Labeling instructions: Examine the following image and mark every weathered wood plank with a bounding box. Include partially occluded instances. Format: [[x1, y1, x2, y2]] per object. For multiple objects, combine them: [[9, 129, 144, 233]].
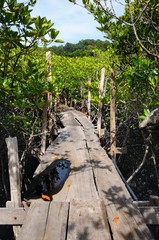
[[5, 136, 22, 237], [87, 151, 152, 238], [50, 125, 98, 202], [43, 202, 69, 240], [5, 137, 21, 207], [133, 201, 150, 207], [22, 110, 152, 240], [34, 128, 71, 176], [60, 110, 80, 126], [0, 208, 26, 225], [17, 202, 49, 240], [82, 123, 153, 239], [67, 200, 112, 240], [137, 206, 159, 225], [105, 200, 152, 240], [73, 110, 93, 129]]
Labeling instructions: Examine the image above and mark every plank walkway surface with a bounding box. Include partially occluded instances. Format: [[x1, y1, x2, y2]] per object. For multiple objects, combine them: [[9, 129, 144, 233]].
[[18, 109, 153, 240]]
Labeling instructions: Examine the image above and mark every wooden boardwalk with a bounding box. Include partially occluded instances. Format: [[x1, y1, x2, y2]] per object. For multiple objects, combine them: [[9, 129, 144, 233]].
[[2, 109, 154, 239]]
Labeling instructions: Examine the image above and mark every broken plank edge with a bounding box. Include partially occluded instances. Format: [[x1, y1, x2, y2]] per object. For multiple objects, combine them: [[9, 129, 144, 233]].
[[0, 208, 26, 225]]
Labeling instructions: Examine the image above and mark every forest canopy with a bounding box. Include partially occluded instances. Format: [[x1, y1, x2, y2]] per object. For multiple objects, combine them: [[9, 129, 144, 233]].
[[49, 39, 110, 57]]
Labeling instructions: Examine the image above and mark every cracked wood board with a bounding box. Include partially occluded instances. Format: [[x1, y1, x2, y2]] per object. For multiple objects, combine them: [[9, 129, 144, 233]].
[[67, 200, 112, 240]]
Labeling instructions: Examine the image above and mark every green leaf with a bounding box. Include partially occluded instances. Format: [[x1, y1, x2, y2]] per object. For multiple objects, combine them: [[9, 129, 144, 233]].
[[0, 0, 5, 10], [50, 29, 59, 39], [54, 39, 64, 43], [82, 0, 89, 5], [29, 0, 36, 6]]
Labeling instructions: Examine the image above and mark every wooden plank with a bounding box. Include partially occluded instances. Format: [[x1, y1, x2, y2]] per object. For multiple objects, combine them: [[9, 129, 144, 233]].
[[27, 115, 98, 201], [23, 110, 152, 239], [105, 200, 152, 240], [67, 200, 112, 240], [73, 110, 93, 128], [43, 202, 69, 240], [89, 147, 152, 239], [5, 137, 21, 207], [5, 137, 22, 237], [0, 208, 26, 225], [133, 201, 150, 207], [92, 161, 152, 239], [82, 126, 152, 239], [17, 202, 49, 240], [56, 111, 151, 238], [34, 128, 71, 176], [34, 110, 91, 177], [61, 110, 80, 126], [50, 125, 98, 202], [137, 206, 159, 225]]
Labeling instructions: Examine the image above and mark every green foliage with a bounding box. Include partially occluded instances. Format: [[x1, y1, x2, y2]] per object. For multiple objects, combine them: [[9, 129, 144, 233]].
[[0, 0, 158, 157], [50, 49, 109, 106], [68, 0, 159, 116], [0, 0, 59, 139], [72, 0, 159, 59], [139, 109, 151, 121], [49, 39, 110, 57]]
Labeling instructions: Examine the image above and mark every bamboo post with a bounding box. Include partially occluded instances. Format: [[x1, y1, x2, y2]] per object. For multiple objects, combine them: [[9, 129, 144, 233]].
[[5, 136, 21, 238], [87, 77, 91, 119], [97, 67, 106, 137], [110, 69, 116, 160]]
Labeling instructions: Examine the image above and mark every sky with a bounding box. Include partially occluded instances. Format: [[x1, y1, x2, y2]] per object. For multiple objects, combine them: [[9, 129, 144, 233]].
[[31, 0, 124, 46]]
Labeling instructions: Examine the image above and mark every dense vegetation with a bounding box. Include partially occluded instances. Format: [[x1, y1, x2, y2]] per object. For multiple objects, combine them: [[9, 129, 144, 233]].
[[0, 0, 159, 215], [49, 39, 110, 57]]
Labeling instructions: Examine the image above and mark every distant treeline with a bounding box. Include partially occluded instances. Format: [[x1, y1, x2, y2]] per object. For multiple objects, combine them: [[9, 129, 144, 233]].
[[48, 39, 110, 57]]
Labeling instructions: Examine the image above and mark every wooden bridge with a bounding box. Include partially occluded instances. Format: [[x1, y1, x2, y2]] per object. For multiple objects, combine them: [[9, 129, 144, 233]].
[[0, 109, 156, 239]]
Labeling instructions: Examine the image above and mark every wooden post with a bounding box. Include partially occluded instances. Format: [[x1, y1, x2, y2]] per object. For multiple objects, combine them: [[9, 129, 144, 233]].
[[41, 100, 48, 158], [5, 137, 21, 207], [87, 77, 91, 120], [46, 51, 52, 109], [64, 97, 67, 106], [97, 67, 106, 137], [149, 195, 159, 206], [40, 51, 52, 158], [5, 136, 21, 238], [81, 83, 85, 113], [149, 195, 159, 238], [110, 69, 116, 160]]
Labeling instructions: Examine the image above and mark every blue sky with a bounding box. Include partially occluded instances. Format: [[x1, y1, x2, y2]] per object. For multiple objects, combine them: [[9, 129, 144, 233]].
[[31, 0, 124, 45]]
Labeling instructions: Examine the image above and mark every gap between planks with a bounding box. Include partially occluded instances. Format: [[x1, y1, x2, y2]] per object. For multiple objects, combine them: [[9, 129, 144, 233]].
[[17, 200, 113, 240]]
